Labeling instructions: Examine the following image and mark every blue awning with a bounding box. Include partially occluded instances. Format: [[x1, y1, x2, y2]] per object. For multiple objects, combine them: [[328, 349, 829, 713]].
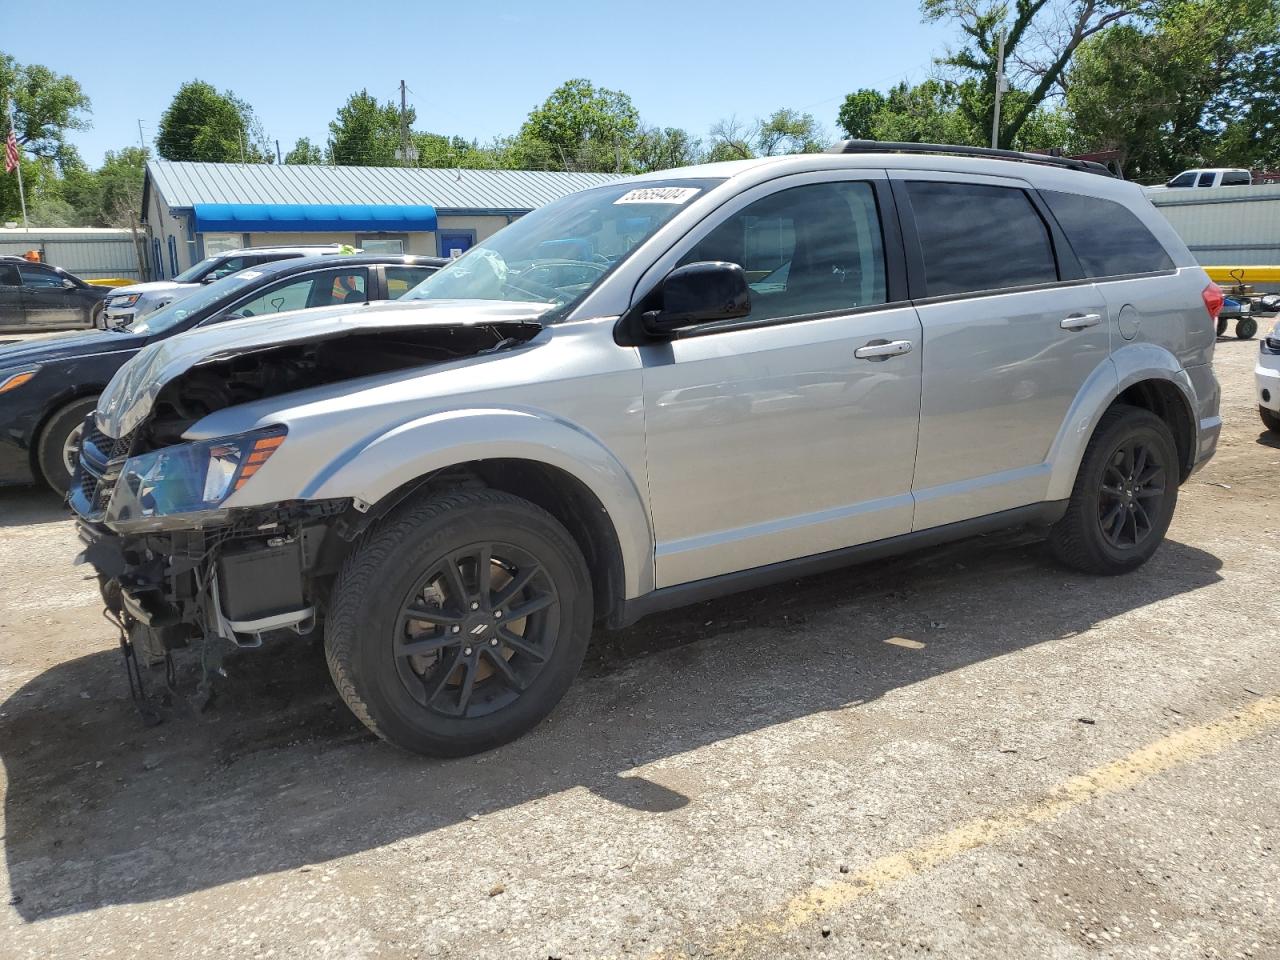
[[191, 203, 438, 233]]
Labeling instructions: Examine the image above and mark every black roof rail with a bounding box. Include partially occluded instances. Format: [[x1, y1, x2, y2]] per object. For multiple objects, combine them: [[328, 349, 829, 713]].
[[827, 139, 1115, 177]]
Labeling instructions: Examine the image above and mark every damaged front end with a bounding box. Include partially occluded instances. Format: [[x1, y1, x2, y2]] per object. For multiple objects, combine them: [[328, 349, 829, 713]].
[[71, 302, 545, 716]]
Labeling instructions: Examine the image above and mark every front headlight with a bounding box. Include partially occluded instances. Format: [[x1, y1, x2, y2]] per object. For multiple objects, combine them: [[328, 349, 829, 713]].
[[106, 426, 287, 528], [0, 366, 39, 394], [110, 294, 141, 308]]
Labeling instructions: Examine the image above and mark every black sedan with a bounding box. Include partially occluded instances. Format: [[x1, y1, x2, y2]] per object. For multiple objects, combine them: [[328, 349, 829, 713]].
[[0, 254, 443, 493], [0, 257, 114, 332]]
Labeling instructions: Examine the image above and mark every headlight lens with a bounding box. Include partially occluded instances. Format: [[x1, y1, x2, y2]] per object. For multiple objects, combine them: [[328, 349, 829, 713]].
[[0, 366, 39, 394], [111, 294, 141, 307], [106, 426, 286, 527]]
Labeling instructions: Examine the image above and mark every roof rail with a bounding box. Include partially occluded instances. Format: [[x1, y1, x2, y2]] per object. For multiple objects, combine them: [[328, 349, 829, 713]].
[[827, 139, 1115, 177]]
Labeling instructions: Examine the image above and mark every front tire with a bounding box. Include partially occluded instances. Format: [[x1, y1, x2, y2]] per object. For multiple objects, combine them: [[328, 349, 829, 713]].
[[1261, 406, 1280, 433], [36, 397, 98, 496], [1049, 404, 1179, 575], [325, 489, 593, 757]]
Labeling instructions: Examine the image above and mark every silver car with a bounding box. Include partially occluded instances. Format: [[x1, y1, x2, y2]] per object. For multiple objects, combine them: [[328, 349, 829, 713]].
[[73, 144, 1222, 756]]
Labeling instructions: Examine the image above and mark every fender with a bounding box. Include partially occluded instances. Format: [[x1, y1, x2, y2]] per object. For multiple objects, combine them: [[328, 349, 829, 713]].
[[305, 407, 657, 598], [1044, 343, 1199, 501]]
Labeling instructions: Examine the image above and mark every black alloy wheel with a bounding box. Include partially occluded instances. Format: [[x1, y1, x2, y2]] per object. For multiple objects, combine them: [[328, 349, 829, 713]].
[[393, 542, 561, 718], [1096, 439, 1166, 550]]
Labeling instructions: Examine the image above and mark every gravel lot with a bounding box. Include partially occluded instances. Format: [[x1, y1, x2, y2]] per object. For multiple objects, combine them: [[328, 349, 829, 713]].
[[1, 329, 1278, 959]]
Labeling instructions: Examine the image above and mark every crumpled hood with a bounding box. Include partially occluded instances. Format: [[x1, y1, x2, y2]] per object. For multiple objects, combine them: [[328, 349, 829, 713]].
[[95, 298, 552, 437]]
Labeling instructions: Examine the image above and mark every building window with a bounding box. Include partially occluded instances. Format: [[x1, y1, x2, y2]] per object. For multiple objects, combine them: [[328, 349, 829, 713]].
[[356, 233, 408, 255], [203, 233, 246, 255]]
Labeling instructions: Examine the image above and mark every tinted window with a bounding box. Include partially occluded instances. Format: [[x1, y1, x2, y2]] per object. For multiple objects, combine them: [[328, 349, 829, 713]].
[[386, 264, 438, 298], [1041, 190, 1174, 278], [680, 180, 888, 322], [1196, 172, 1215, 187], [1222, 171, 1251, 186], [1167, 172, 1195, 187], [905, 181, 1057, 297], [18, 265, 64, 289], [221, 268, 368, 320], [0, 264, 19, 286]]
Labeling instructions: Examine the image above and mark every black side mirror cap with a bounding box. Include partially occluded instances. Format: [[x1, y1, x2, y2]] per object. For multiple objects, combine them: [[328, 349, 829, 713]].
[[641, 261, 751, 338]]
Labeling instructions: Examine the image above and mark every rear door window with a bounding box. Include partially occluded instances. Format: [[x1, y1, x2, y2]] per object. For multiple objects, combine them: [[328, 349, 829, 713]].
[[1196, 172, 1216, 187], [903, 181, 1058, 298], [1040, 190, 1174, 278], [385, 264, 439, 298], [1222, 171, 1251, 186], [0, 264, 21, 285]]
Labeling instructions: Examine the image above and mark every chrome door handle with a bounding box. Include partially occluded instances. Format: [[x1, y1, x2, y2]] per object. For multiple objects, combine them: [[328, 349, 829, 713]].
[[1060, 313, 1102, 330], [854, 339, 914, 360]]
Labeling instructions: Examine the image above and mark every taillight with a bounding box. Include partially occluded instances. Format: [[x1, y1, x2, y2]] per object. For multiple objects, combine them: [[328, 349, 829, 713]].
[[1202, 282, 1225, 323]]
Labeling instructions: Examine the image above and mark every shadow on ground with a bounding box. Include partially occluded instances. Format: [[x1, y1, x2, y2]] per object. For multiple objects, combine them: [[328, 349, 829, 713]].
[[0, 485, 68, 528], [1, 515, 1222, 921]]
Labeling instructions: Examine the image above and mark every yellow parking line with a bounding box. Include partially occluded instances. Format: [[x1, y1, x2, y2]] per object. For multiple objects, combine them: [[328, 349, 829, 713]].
[[658, 694, 1280, 959]]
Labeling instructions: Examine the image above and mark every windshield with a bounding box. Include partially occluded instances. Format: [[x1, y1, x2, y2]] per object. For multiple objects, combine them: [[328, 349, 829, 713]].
[[172, 256, 222, 283], [401, 179, 723, 316], [127, 269, 268, 335]]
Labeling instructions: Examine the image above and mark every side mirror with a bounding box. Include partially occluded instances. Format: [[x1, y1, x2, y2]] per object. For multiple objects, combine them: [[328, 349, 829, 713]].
[[61, 278, 77, 289], [642, 261, 751, 337], [200, 274, 219, 284]]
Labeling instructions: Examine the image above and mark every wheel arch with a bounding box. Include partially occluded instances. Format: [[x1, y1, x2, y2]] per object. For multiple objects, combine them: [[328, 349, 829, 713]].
[[1046, 348, 1199, 501], [301, 408, 656, 603]]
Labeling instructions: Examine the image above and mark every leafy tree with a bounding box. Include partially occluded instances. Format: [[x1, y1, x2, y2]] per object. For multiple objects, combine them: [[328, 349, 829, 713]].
[[866, 80, 978, 144], [284, 136, 326, 164], [922, 0, 1139, 148], [0, 53, 91, 220], [631, 126, 701, 172], [329, 90, 405, 166], [756, 109, 826, 155], [514, 79, 640, 171], [157, 80, 270, 163], [28, 195, 78, 227], [837, 89, 887, 139], [1068, 0, 1280, 179], [706, 110, 826, 161]]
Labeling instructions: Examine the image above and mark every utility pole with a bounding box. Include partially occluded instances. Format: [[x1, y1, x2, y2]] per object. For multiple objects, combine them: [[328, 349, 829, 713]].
[[398, 79, 412, 167], [276, 139, 282, 164], [137, 119, 147, 152], [991, 29, 1007, 149], [238, 124, 246, 164]]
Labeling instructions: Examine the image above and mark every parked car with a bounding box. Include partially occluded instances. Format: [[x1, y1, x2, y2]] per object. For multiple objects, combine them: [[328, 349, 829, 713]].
[[1164, 168, 1253, 188], [0, 255, 442, 493], [0, 256, 114, 332], [1255, 327, 1280, 433], [72, 144, 1220, 758], [100, 244, 357, 328]]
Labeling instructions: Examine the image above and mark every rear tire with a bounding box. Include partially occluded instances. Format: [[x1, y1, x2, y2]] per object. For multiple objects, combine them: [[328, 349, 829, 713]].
[[325, 489, 592, 757], [90, 302, 106, 330], [36, 397, 98, 496], [1049, 404, 1179, 575], [1261, 406, 1280, 433]]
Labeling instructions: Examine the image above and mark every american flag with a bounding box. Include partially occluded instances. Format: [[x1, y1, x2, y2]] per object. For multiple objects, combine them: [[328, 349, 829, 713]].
[[3, 125, 17, 174]]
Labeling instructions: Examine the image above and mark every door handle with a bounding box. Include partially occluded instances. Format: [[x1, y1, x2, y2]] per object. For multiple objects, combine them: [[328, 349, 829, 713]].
[[1060, 313, 1102, 330], [854, 339, 914, 360]]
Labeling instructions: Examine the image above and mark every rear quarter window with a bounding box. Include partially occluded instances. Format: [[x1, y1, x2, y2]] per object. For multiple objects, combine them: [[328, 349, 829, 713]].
[[1040, 190, 1174, 279]]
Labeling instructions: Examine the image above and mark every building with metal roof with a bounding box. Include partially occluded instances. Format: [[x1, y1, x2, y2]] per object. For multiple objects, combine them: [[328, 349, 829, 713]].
[[142, 161, 624, 278]]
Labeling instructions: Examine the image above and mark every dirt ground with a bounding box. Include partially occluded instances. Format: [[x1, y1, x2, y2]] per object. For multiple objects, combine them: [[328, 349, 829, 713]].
[[1, 328, 1278, 959]]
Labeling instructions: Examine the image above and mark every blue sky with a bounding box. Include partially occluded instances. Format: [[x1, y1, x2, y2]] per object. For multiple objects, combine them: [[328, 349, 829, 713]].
[[5, 0, 954, 167]]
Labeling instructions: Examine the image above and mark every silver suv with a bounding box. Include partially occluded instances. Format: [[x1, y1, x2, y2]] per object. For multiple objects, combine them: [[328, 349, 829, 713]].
[[73, 143, 1222, 756]]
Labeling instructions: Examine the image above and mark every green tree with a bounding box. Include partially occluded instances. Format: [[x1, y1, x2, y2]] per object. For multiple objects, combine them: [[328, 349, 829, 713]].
[[157, 80, 270, 162], [1068, 0, 1280, 179], [328, 90, 405, 166], [836, 89, 887, 139], [514, 79, 640, 171], [922, 0, 1138, 148], [756, 109, 826, 155], [866, 80, 977, 144], [284, 136, 326, 164], [0, 53, 91, 220], [631, 126, 701, 171]]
